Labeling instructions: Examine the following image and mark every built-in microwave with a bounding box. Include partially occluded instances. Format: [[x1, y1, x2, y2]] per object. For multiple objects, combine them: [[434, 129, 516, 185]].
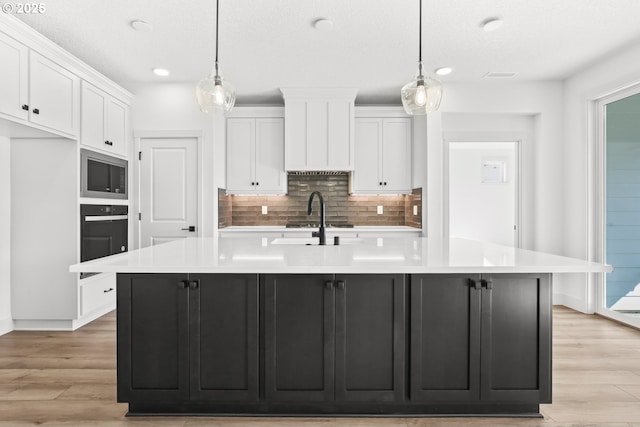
[[80, 149, 127, 199]]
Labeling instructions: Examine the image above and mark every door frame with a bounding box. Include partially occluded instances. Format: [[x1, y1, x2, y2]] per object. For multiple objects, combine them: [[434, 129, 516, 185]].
[[592, 83, 640, 327], [132, 130, 203, 250], [443, 132, 524, 248]]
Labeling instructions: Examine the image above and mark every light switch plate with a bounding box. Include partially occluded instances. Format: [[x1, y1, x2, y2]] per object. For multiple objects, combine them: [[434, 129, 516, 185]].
[[262, 205, 268, 215], [377, 205, 383, 215], [413, 205, 418, 216]]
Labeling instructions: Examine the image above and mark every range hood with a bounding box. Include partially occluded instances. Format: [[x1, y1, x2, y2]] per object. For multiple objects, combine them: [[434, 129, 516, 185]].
[[281, 88, 358, 172]]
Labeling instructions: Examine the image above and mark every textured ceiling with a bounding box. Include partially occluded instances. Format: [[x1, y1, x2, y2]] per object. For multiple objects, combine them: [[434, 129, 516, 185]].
[[14, 0, 640, 104]]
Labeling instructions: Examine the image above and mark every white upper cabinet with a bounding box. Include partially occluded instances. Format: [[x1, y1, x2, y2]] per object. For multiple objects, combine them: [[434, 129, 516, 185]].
[[227, 115, 286, 194], [352, 114, 412, 194], [0, 32, 28, 121], [29, 51, 80, 137], [0, 32, 79, 137], [281, 88, 357, 171], [81, 81, 129, 156]]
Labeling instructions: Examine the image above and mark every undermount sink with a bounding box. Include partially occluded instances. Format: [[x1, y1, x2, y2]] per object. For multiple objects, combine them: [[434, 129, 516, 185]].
[[270, 237, 365, 246]]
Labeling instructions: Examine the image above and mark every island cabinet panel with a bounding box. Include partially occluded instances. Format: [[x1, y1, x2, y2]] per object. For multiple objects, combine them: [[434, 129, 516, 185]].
[[263, 273, 406, 403], [117, 273, 259, 403], [263, 274, 335, 401], [410, 273, 551, 404]]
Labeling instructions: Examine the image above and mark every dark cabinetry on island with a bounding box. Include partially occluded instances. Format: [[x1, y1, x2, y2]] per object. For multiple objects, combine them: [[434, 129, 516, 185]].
[[116, 272, 551, 416]]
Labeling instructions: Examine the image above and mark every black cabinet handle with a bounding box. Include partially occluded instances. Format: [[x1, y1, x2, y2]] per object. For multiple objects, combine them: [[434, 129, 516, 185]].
[[251, 182, 255, 186], [22, 104, 29, 111], [325, 280, 333, 289], [33, 108, 39, 115], [336, 280, 345, 290], [104, 140, 113, 146], [178, 280, 189, 289], [103, 288, 114, 293], [189, 280, 199, 290], [256, 182, 259, 186], [483, 279, 493, 290], [383, 182, 387, 186], [379, 182, 383, 186], [469, 278, 481, 290]]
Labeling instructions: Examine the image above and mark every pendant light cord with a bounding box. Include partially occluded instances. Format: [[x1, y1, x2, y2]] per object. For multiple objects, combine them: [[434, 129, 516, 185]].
[[215, 0, 220, 73], [418, 0, 422, 64]]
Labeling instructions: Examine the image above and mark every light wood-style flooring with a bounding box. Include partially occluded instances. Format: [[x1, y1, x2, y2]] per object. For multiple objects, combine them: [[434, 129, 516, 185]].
[[1, 306, 640, 427]]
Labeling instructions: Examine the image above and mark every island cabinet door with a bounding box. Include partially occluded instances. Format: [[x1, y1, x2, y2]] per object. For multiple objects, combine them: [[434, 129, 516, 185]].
[[410, 274, 482, 402], [479, 273, 552, 403], [117, 273, 190, 402], [264, 274, 336, 401], [334, 274, 406, 402], [189, 274, 259, 401]]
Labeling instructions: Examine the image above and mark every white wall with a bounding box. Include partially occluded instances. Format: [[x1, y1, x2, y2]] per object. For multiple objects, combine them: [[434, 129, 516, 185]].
[[427, 82, 565, 257], [562, 42, 640, 313], [0, 136, 12, 335], [130, 83, 222, 239]]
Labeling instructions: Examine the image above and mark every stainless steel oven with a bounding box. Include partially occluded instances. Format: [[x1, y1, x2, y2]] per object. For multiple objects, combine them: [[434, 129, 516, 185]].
[[80, 204, 128, 278], [81, 149, 127, 199]]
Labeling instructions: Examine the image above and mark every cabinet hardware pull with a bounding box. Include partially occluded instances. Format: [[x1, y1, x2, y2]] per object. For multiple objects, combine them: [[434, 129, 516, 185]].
[[189, 280, 199, 290], [256, 182, 259, 186], [469, 278, 481, 290], [251, 182, 255, 186], [21, 104, 29, 111], [103, 288, 114, 293], [483, 279, 493, 290], [178, 280, 189, 289], [336, 280, 345, 290], [33, 108, 39, 115], [324, 280, 333, 289], [104, 140, 113, 146], [379, 182, 383, 186], [384, 182, 387, 186]]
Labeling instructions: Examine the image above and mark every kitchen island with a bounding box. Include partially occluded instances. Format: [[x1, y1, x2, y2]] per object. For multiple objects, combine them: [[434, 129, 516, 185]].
[[70, 237, 611, 417]]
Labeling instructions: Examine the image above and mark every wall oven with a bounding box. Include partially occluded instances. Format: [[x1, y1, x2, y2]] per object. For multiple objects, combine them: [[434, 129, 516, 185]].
[[81, 149, 127, 199], [80, 204, 128, 278]]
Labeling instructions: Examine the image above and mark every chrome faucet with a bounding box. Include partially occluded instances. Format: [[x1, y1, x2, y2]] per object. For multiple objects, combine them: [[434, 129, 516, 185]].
[[307, 191, 326, 245]]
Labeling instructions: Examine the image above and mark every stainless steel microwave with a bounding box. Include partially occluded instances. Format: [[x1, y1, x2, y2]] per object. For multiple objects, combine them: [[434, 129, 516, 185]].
[[80, 149, 128, 199]]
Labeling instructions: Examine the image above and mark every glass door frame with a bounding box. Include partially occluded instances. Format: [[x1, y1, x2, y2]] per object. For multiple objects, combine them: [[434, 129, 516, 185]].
[[593, 83, 640, 328]]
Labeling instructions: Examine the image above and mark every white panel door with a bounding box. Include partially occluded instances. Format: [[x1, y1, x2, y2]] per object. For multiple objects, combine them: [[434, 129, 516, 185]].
[[382, 118, 412, 192], [140, 138, 198, 247], [448, 142, 518, 247], [255, 118, 285, 192], [0, 32, 28, 121], [29, 51, 79, 136]]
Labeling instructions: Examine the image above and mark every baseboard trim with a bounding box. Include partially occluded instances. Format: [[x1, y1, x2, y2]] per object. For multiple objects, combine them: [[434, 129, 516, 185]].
[[554, 292, 589, 313], [13, 303, 114, 331], [0, 316, 14, 336]]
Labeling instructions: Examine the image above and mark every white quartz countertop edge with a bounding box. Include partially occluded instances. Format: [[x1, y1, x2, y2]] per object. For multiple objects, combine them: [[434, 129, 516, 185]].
[[70, 237, 612, 275]]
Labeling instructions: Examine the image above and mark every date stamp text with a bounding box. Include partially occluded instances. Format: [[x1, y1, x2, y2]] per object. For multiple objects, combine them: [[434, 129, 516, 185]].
[[2, 3, 46, 14]]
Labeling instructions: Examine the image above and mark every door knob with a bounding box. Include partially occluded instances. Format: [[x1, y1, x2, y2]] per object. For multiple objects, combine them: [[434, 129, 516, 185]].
[[181, 226, 196, 232]]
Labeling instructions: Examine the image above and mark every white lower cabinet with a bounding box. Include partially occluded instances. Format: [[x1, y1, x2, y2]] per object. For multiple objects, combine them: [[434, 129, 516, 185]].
[[80, 273, 117, 317]]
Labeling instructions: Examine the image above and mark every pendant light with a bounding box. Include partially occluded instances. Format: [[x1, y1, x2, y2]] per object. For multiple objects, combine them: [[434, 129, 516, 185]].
[[401, 0, 442, 115], [196, 0, 236, 113]]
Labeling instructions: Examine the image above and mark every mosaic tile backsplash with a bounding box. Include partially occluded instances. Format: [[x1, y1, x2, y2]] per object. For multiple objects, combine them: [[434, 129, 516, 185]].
[[218, 174, 422, 228]]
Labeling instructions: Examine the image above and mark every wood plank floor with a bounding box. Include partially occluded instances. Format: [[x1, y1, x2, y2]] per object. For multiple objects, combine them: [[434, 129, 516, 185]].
[[1, 306, 640, 426]]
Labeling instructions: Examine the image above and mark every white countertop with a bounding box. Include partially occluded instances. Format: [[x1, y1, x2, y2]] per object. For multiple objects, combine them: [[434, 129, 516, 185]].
[[70, 237, 612, 274], [219, 225, 421, 232]]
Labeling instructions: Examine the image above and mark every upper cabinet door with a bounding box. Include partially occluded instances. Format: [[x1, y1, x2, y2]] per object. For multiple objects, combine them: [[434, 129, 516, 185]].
[[81, 81, 129, 156], [0, 32, 28, 121], [352, 118, 382, 192], [254, 118, 285, 193], [381, 118, 412, 192], [105, 96, 128, 156], [227, 118, 256, 193], [29, 51, 80, 137]]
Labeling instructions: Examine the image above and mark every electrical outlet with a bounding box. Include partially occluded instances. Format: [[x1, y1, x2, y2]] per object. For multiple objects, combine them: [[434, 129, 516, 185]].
[[377, 205, 383, 215], [261, 205, 268, 215], [413, 205, 418, 216]]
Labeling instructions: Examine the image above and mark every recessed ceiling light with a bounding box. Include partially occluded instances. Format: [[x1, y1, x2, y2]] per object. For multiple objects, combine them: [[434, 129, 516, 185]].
[[130, 20, 153, 32], [314, 18, 334, 31], [152, 68, 170, 77], [435, 67, 453, 76], [482, 17, 503, 32]]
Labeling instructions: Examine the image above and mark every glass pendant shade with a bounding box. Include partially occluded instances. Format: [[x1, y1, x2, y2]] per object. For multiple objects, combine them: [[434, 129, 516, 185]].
[[401, 73, 442, 115], [196, 71, 236, 113]]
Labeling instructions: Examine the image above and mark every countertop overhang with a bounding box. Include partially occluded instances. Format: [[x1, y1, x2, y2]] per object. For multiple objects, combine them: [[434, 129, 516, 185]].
[[70, 237, 612, 275]]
